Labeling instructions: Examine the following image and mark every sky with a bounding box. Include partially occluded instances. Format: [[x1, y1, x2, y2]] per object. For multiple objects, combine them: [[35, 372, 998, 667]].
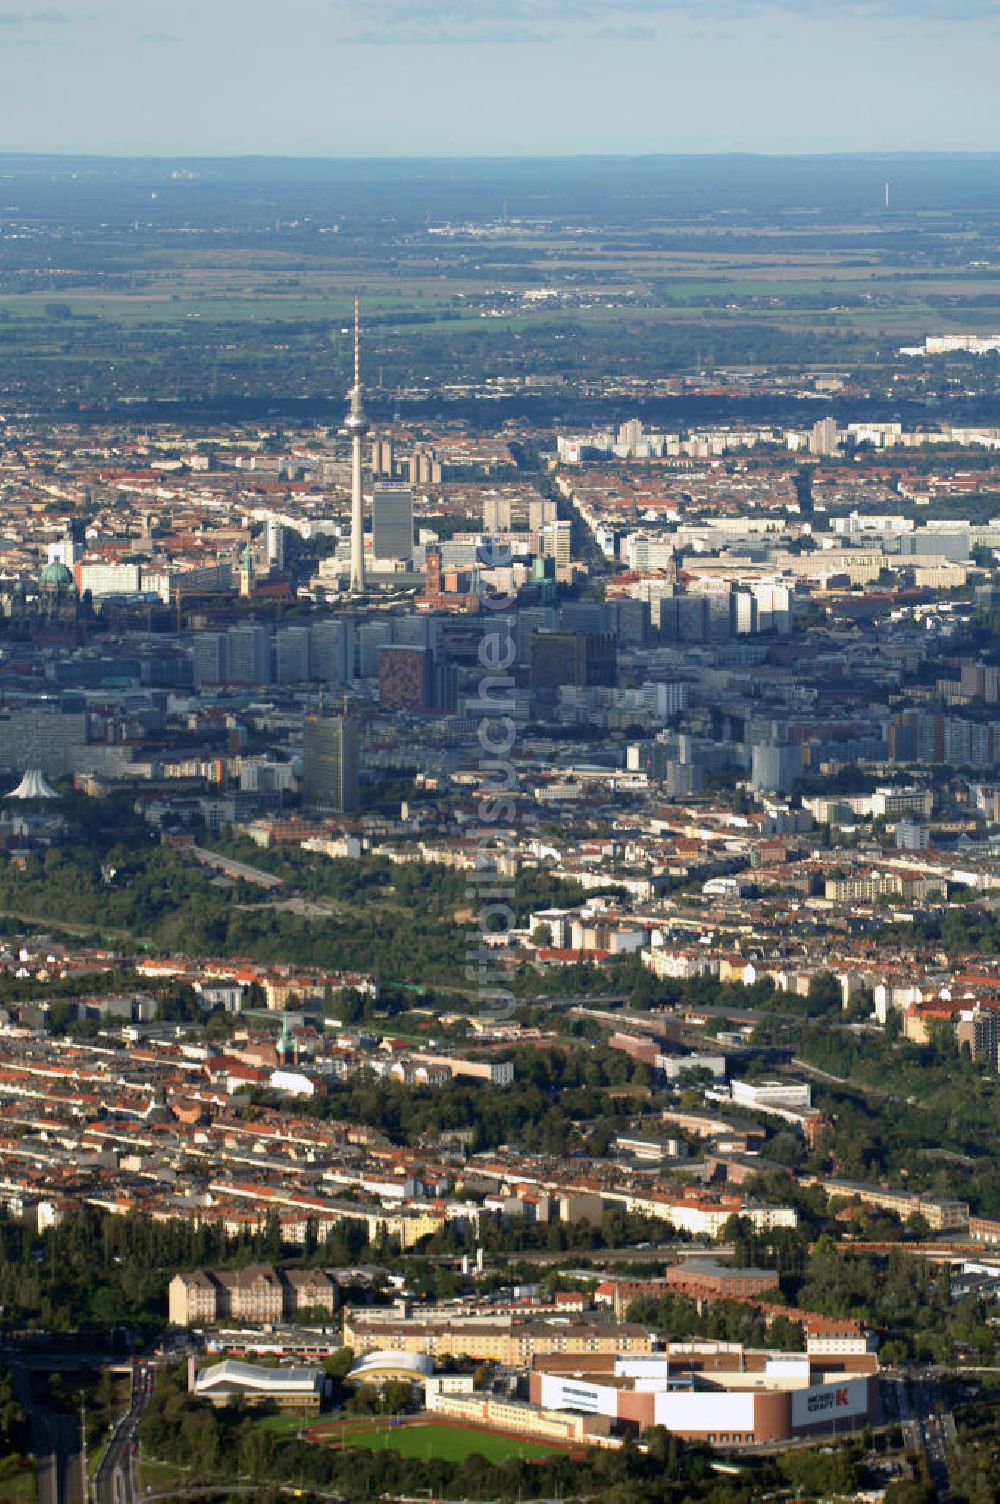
[[0, 0, 998, 157]]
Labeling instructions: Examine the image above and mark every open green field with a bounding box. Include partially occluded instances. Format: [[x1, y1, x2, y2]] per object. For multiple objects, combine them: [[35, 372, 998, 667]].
[[5, 155, 1000, 408], [3, 223, 1000, 409], [314, 1419, 566, 1463], [3, 262, 996, 334], [254, 1410, 310, 1437], [0, 286, 478, 324]]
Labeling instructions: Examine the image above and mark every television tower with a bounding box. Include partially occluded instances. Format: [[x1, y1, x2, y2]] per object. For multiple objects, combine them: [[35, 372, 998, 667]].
[[345, 295, 369, 594]]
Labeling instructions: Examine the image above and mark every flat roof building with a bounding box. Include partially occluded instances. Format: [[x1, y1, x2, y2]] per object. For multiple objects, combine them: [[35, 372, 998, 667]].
[[663, 1258, 780, 1301], [193, 1359, 327, 1408], [530, 1343, 880, 1448]]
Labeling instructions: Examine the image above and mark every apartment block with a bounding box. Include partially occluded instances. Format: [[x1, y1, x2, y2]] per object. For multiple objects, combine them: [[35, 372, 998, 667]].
[[168, 1263, 338, 1327]]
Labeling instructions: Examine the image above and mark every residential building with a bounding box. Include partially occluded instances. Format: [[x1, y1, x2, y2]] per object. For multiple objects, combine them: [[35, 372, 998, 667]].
[[168, 1264, 338, 1326]]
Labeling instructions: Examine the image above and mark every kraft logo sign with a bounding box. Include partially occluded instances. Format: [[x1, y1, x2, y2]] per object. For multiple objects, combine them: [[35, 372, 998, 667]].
[[804, 1384, 855, 1415]]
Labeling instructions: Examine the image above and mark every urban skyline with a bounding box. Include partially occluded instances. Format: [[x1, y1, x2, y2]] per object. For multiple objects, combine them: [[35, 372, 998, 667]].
[[2, 74, 1000, 1504]]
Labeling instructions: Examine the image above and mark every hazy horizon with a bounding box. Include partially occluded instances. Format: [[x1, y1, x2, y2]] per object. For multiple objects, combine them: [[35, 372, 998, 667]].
[[0, 1, 996, 158], [1, 149, 999, 163]]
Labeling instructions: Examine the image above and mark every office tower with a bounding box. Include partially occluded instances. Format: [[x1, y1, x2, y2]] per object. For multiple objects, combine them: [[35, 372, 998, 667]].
[[657, 596, 704, 643], [641, 585, 673, 636], [542, 520, 572, 568], [731, 588, 756, 637], [357, 620, 394, 677], [432, 660, 458, 713], [238, 540, 255, 599], [302, 713, 359, 812], [515, 607, 558, 663], [372, 483, 414, 562], [226, 624, 271, 684], [265, 517, 286, 572], [345, 296, 370, 593], [561, 602, 609, 635], [310, 618, 354, 686], [275, 625, 311, 683], [378, 644, 433, 711], [707, 593, 733, 642], [642, 682, 691, 719], [660, 593, 728, 644], [393, 615, 435, 650], [752, 581, 792, 635], [0, 706, 89, 776], [529, 630, 617, 692], [483, 495, 512, 533], [663, 761, 704, 797], [609, 597, 650, 645], [192, 632, 227, 687], [751, 742, 803, 795]]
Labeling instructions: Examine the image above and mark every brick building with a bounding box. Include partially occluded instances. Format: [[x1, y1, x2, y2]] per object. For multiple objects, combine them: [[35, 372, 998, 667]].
[[663, 1258, 780, 1302]]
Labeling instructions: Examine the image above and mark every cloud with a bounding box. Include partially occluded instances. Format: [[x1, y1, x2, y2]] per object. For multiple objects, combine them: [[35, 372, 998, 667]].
[[591, 22, 659, 40], [332, 0, 1000, 45], [346, 19, 559, 43], [0, 8, 71, 22], [336, 2, 562, 44]]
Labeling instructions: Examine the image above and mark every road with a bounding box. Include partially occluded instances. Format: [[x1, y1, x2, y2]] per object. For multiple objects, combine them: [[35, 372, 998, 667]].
[[892, 1369, 956, 1501], [93, 1360, 154, 1504], [11, 1362, 83, 1504], [422, 1242, 729, 1267], [143, 1491, 345, 1502], [912, 1371, 955, 1502], [190, 846, 284, 889], [496, 1242, 731, 1266], [37, 1406, 83, 1504]]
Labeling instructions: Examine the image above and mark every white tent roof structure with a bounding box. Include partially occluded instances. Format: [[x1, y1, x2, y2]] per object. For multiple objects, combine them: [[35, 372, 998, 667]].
[[8, 769, 59, 800]]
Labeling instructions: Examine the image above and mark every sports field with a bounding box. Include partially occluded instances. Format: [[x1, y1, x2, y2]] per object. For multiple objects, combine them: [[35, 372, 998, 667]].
[[309, 1418, 564, 1463]]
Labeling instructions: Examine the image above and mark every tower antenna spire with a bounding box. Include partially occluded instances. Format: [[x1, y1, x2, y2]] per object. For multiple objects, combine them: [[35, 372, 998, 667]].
[[354, 294, 361, 393], [346, 292, 370, 594]]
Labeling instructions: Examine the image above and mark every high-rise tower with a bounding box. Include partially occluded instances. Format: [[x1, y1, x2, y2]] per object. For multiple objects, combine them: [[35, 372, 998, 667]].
[[302, 710, 360, 812], [372, 483, 414, 563], [345, 295, 369, 593]]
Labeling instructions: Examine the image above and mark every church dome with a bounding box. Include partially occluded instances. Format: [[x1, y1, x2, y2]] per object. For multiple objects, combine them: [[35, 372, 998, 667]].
[[39, 560, 75, 589]]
